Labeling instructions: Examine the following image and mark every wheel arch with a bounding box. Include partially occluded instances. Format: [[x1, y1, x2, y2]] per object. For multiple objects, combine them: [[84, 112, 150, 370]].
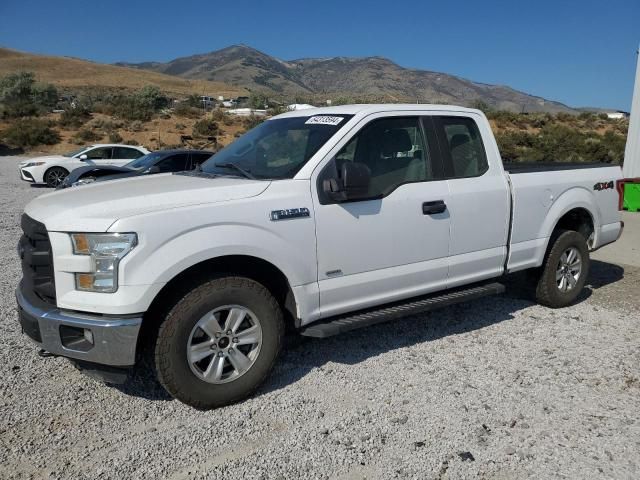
[[140, 255, 300, 345], [43, 165, 70, 186], [537, 206, 595, 269]]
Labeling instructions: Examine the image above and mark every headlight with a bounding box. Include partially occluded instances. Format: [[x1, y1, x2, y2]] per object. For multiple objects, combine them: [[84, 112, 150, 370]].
[[70, 233, 137, 293], [23, 162, 46, 168]]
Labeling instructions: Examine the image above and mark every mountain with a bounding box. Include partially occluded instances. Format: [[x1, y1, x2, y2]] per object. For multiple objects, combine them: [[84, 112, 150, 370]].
[[0, 47, 245, 97], [117, 45, 576, 113]]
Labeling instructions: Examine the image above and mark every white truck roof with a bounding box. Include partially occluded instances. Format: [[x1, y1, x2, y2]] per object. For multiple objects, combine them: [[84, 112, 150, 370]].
[[273, 103, 482, 119]]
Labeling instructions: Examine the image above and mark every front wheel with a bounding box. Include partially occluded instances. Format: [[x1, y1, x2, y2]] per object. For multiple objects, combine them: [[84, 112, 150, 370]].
[[535, 230, 590, 308], [154, 276, 284, 409], [44, 167, 69, 188]]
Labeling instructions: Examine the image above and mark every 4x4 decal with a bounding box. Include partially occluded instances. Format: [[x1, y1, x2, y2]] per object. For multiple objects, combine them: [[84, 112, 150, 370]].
[[593, 181, 614, 191]]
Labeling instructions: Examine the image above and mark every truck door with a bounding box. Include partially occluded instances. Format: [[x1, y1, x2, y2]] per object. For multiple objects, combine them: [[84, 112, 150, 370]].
[[431, 115, 510, 287], [312, 115, 451, 318]]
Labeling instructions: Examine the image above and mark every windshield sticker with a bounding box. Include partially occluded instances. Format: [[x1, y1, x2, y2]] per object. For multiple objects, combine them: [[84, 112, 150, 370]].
[[305, 115, 344, 126]]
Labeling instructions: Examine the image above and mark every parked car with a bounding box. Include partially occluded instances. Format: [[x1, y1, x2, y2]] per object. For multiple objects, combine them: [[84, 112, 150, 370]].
[[16, 105, 624, 409], [18, 144, 150, 188], [58, 150, 214, 188]]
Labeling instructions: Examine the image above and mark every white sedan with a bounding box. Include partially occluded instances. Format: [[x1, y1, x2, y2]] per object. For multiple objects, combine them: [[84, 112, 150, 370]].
[[18, 144, 150, 187]]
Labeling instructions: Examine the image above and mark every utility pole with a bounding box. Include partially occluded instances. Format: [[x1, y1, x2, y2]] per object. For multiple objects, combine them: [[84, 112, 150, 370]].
[[623, 44, 640, 178]]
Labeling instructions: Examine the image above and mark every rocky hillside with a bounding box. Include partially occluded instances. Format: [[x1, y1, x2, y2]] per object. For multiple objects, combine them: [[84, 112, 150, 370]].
[[118, 45, 576, 113]]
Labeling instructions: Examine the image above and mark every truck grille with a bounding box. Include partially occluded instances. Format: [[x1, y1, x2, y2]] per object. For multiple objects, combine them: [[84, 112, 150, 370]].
[[19, 214, 56, 305]]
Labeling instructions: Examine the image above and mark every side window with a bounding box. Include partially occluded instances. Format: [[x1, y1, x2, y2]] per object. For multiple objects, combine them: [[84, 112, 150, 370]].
[[190, 153, 212, 169], [437, 116, 488, 178], [156, 154, 189, 172], [333, 117, 434, 198], [85, 147, 112, 160], [113, 147, 144, 159]]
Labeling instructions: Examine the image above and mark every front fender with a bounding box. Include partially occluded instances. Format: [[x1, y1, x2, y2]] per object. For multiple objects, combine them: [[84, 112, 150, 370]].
[[125, 222, 316, 287]]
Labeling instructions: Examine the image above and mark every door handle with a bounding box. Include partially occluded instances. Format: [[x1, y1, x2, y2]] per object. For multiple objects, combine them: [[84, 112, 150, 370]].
[[422, 200, 447, 215]]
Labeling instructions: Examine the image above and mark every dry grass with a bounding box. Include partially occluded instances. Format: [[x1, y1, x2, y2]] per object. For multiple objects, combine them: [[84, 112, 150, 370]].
[[0, 48, 246, 98]]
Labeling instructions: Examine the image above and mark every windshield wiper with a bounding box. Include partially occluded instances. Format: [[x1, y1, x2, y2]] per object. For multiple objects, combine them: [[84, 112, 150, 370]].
[[214, 162, 256, 180]]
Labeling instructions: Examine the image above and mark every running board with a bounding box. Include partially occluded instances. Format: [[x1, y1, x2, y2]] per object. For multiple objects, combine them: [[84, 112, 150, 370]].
[[300, 282, 505, 338]]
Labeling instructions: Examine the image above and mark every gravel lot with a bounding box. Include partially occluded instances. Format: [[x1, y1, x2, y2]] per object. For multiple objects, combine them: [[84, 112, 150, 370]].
[[1, 156, 639, 479]]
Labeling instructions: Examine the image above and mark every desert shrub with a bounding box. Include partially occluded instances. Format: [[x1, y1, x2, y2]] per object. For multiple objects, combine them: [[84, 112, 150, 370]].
[[496, 123, 626, 164], [74, 128, 102, 143], [174, 102, 201, 118], [175, 122, 186, 130], [1, 118, 60, 147], [0, 72, 58, 118], [184, 94, 203, 108], [555, 112, 574, 123], [241, 115, 264, 131], [210, 109, 227, 122], [59, 107, 91, 128], [249, 93, 269, 110], [90, 86, 170, 121], [192, 118, 219, 138], [128, 120, 144, 132], [108, 131, 123, 143]]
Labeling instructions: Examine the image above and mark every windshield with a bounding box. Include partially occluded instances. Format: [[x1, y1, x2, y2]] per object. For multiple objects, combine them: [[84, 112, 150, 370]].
[[125, 152, 166, 169], [201, 114, 352, 180], [64, 147, 90, 158]]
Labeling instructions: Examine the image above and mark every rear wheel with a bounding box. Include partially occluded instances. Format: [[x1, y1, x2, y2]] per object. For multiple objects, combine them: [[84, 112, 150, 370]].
[[535, 230, 590, 308], [44, 167, 69, 188], [154, 276, 284, 409]]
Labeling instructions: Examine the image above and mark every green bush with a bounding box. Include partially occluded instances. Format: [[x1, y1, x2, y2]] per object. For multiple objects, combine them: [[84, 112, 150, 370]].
[[496, 123, 626, 164], [1, 118, 60, 147], [89, 86, 170, 121], [0, 72, 58, 118], [192, 118, 219, 138]]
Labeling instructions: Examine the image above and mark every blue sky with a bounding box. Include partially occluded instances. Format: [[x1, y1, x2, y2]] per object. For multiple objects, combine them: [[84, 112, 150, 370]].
[[0, 0, 638, 110]]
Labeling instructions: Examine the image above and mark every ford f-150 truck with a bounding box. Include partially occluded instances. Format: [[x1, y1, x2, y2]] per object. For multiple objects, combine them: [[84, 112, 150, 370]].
[[16, 105, 624, 409]]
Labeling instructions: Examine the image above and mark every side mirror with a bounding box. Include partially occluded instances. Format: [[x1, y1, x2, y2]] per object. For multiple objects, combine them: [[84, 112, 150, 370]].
[[323, 161, 371, 202], [146, 165, 160, 174], [79, 154, 88, 161]]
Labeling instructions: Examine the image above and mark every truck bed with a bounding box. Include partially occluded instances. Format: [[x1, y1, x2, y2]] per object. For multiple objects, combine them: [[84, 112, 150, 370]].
[[506, 164, 622, 273]]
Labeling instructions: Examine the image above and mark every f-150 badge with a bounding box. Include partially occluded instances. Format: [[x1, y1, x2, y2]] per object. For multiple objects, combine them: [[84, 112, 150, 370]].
[[270, 208, 311, 221]]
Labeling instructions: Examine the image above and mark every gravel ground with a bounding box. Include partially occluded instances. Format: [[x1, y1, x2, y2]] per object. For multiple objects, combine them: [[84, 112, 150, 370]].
[[1, 156, 639, 480]]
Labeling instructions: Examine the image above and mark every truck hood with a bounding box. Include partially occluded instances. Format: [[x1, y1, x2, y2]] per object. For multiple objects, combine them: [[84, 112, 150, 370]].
[[25, 173, 270, 232]]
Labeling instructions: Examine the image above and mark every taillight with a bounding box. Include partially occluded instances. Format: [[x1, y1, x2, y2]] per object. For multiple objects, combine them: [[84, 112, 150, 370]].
[[616, 179, 625, 211]]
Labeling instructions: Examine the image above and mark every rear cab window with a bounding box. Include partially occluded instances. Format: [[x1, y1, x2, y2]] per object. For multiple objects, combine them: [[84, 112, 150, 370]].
[[433, 116, 489, 178]]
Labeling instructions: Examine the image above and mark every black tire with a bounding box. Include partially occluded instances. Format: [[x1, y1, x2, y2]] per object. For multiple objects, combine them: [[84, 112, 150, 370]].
[[154, 276, 284, 409], [44, 167, 69, 188], [535, 230, 590, 308]]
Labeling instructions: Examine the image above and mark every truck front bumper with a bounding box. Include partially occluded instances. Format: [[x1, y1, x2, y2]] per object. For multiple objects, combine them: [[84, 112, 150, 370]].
[[16, 285, 142, 367]]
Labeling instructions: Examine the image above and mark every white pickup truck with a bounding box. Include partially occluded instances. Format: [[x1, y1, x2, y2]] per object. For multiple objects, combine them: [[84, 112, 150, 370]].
[[16, 105, 624, 409]]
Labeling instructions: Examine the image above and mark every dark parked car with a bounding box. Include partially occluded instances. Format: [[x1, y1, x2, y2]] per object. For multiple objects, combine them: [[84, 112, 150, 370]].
[[58, 149, 213, 188]]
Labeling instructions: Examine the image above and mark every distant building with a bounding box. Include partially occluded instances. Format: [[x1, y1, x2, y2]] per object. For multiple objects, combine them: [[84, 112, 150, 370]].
[[227, 108, 267, 117], [287, 104, 315, 111], [606, 111, 630, 120]]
